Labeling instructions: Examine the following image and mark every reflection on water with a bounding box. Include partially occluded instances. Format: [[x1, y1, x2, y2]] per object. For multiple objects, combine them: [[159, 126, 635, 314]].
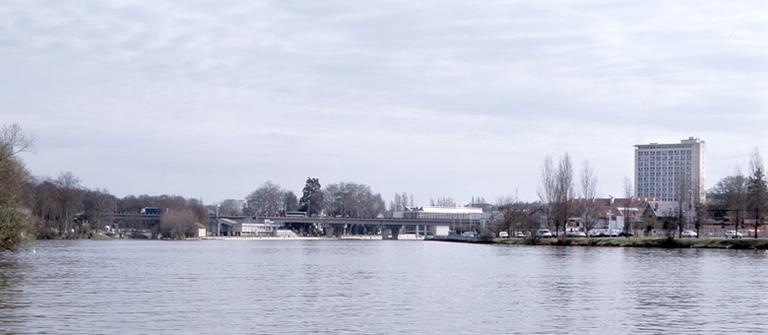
[[1, 240, 767, 334], [0, 255, 28, 330]]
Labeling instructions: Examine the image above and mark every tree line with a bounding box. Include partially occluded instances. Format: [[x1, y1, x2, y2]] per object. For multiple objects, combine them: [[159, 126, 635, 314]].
[[0, 123, 209, 246], [534, 149, 768, 239], [242, 178, 386, 219], [708, 149, 768, 237], [7, 121, 765, 247], [0, 123, 397, 246], [28, 173, 207, 240], [0, 124, 35, 250]]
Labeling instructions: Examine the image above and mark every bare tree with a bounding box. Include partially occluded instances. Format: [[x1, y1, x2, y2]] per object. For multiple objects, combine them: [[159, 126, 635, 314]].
[[81, 189, 116, 233], [495, 194, 520, 211], [283, 191, 299, 213], [245, 181, 286, 216], [218, 199, 244, 216], [694, 202, 706, 238], [623, 176, 634, 199], [469, 196, 487, 206], [579, 160, 598, 237], [499, 199, 531, 237], [159, 208, 201, 239], [56, 172, 83, 237], [0, 123, 34, 162], [620, 176, 637, 236], [325, 182, 386, 218], [538, 155, 557, 232], [389, 192, 412, 212], [540, 154, 574, 237], [430, 196, 456, 207], [674, 174, 690, 238], [748, 149, 768, 238], [711, 168, 748, 237], [554, 153, 574, 237], [0, 124, 35, 249], [0, 124, 34, 208]]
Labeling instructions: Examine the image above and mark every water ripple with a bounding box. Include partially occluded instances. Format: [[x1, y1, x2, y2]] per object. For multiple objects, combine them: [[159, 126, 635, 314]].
[[1, 240, 767, 334]]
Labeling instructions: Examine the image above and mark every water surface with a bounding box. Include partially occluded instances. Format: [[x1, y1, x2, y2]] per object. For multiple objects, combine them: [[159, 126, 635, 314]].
[[1, 240, 767, 334]]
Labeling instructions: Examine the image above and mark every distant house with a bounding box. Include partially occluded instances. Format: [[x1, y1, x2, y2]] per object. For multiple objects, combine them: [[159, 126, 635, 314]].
[[571, 197, 662, 235], [641, 201, 681, 236], [493, 204, 547, 234], [567, 203, 624, 232], [194, 223, 206, 238]]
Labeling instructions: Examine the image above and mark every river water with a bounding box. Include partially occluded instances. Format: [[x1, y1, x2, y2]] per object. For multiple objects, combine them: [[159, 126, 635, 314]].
[[1, 240, 767, 334]]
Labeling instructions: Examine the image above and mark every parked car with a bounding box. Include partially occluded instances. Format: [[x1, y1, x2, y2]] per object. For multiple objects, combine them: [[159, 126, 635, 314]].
[[681, 230, 698, 238], [588, 229, 608, 237], [499, 231, 509, 238], [536, 229, 554, 238], [725, 230, 743, 239], [618, 231, 634, 237], [565, 230, 587, 237], [608, 229, 623, 237], [515, 231, 526, 238]]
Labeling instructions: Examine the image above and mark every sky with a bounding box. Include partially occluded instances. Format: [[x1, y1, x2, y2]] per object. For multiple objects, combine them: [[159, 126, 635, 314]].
[[2, 0, 767, 205]]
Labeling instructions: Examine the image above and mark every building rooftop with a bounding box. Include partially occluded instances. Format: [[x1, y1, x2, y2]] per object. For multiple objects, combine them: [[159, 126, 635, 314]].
[[635, 137, 705, 148], [406, 206, 483, 214]]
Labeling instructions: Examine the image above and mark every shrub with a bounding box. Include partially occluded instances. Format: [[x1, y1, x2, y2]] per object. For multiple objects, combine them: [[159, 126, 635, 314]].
[[0, 207, 34, 251]]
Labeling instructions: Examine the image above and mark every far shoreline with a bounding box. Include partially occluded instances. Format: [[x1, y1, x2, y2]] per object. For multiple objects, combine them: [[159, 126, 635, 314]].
[[33, 235, 768, 250], [491, 237, 768, 250]]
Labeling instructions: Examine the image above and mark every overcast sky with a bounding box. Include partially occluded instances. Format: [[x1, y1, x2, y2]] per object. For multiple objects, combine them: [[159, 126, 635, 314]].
[[2, 0, 767, 205]]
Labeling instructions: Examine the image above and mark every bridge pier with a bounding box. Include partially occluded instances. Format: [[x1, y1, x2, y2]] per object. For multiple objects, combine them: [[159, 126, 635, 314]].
[[150, 224, 159, 239], [325, 224, 345, 238], [382, 225, 402, 240]]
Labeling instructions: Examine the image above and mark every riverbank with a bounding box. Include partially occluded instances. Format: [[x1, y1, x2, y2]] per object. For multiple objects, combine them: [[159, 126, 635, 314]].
[[196, 235, 426, 241], [199, 235, 386, 241], [493, 237, 768, 249]]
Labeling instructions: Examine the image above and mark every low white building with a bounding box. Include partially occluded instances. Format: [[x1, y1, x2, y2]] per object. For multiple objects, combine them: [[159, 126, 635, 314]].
[[217, 218, 284, 236], [394, 206, 486, 220], [231, 222, 283, 236], [394, 206, 487, 237], [196, 225, 207, 238]]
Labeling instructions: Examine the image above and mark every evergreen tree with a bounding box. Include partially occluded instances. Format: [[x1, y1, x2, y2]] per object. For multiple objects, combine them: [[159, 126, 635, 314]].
[[299, 177, 323, 216]]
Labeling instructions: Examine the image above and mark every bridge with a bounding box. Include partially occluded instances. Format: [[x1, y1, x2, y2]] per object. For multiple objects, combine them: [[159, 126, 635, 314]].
[[259, 216, 482, 239], [100, 212, 163, 239], [102, 212, 482, 240]]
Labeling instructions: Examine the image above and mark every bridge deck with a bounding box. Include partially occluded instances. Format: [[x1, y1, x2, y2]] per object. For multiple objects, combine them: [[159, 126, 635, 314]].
[[101, 213, 480, 226], [260, 216, 480, 226]]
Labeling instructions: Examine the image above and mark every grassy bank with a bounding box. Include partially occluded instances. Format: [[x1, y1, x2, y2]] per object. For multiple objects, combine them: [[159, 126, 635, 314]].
[[493, 237, 768, 249]]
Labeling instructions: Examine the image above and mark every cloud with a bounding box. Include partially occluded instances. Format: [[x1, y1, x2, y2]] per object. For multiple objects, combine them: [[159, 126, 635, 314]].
[[1, 0, 767, 203]]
